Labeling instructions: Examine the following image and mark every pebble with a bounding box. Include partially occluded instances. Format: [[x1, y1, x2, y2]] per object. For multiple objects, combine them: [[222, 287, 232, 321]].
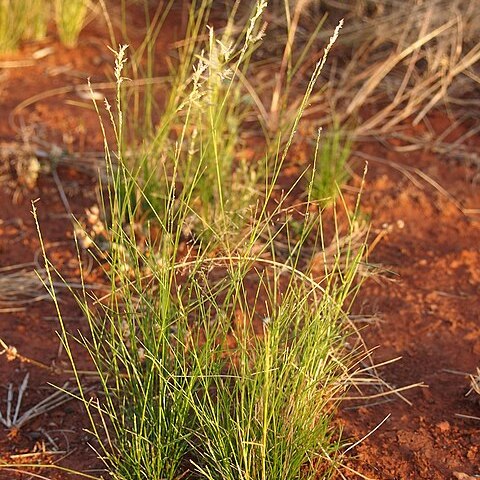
[[436, 421, 450, 432]]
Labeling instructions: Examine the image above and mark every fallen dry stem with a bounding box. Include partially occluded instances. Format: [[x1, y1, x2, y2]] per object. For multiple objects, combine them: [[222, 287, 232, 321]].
[[0, 337, 98, 377], [0, 373, 75, 430], [0, 265, 50, 308], [467, 368, 480, 397], [0, 463, 100, 480], [353, 150, 466, 213]]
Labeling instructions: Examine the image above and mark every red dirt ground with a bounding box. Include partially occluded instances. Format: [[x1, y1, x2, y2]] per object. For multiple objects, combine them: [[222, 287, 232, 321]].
[[0, 5, 479, 480], [339, 140, 480, 479]]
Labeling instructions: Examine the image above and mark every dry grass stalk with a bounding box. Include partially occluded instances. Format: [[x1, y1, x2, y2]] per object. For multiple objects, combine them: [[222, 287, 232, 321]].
[[0, 373, 75, 431], [0, 264, 50, 311], [467, 368, 480, 398]]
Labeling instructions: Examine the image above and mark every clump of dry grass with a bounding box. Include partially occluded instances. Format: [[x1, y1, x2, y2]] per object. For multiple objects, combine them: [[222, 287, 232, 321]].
[[0, 372, 75, 431], [254, 0, 480, 155], [0, 264, 49, 313]]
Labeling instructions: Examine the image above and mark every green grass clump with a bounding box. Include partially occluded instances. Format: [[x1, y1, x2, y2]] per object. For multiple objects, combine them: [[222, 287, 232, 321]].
[[120, 1, 266, 246], [310, 122, 352, 206], [0, 0, 87, 52], [33, 3, 367, 480], [43, 156, 363, 480], [0, 0, 30, 54], [54, 0, 88, 47], [25, 0, 49, 42], [190, 267, 358, 480]]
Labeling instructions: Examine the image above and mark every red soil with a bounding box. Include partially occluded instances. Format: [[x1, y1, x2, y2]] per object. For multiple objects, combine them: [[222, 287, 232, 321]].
[[340, 139, 480, 479]]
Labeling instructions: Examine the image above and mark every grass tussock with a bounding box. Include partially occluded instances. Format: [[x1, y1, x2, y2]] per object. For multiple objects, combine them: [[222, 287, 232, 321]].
[[30, 2, 371, 479], [25, 0, 49, 42], [310, 121, 352, 206], [117, 1, 268, 244], [0, 0, 88, 53], [0, 0, 30, 54], [54, 0, 89, 47]]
